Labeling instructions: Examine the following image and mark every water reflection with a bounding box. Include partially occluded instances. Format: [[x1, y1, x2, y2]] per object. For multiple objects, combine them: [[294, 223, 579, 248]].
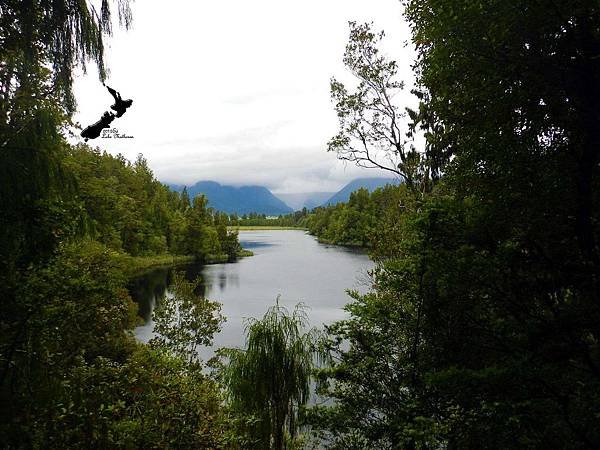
[[238, 240, 274, 249], [129, 230, 373, 359], [128, 268, 170, 322]]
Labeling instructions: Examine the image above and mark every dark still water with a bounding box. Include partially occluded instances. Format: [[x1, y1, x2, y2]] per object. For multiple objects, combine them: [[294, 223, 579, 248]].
[[130, 230, 373, 360]]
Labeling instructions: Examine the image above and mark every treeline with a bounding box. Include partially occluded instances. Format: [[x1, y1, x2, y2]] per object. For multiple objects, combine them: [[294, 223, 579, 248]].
[[225, 184, 407, 249], [65, 145, 242, 262], [225, 186, 406, 245], [228, 209, 310, 227], [304, 184, 409, 248]]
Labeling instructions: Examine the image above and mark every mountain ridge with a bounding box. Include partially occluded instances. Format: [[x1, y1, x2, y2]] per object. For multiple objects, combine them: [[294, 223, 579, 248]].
[[168, 177, 401, 215], [169, 181, 293, 215]]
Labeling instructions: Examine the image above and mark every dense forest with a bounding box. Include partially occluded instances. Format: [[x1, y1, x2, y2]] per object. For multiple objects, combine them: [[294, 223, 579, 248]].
[[303, 185, 408, 249], [64, 145, 243, 263], [2, 0, 600, 449], [305, 2, 600, 448]]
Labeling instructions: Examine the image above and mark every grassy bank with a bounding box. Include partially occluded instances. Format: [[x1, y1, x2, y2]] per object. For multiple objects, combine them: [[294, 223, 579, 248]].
[[119, 254, 196, 276], [315, 237, 366, 248], [202, 249, 255, 264], [229, 226, 307, 231], [120, 250, 254, 277]]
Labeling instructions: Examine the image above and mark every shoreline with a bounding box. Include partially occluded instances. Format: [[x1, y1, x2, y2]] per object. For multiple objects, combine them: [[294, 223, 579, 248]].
[[228, 226, 307, 231], [123, 250, 254, 277]]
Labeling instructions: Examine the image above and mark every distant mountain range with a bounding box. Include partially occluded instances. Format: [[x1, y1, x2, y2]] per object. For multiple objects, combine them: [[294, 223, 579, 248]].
[[321, 177, 401, 206], [169, 181, 293, 215], [168, 177, 401, 215]]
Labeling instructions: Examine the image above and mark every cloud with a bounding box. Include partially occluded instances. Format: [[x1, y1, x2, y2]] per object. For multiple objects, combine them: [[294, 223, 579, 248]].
[[72, 0, 416, 193], [153, 140, 394, 193]]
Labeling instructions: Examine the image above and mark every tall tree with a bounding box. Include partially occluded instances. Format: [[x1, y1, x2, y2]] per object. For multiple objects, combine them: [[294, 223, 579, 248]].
[[328, 22, 428, 192], [405, 1, 600, 443], [150, 272, 224, 366]]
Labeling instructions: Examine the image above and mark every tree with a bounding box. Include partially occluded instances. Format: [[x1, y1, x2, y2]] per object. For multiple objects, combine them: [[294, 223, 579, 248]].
[[329, 22, 428, 192], [405, 1, 600, 443], [150, 272, 224, 365], [217, 220, 242, 262], [0, 2, 247, 446], [180, 186, 191, 210], [221, 300, 322, 450], [0, 240, 139, 444], [0, 0, 132, 130]]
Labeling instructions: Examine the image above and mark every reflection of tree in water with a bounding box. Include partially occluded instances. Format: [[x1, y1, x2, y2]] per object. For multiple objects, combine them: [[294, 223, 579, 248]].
[[128, 264, 209, 324], [182, 264, 203, 285], [200, 267, 240, 294], [128, 262, 250, 324], [219, 272, 227, 290], [180, 263, 208, 297], [239, 240, 273, 250], [127, 268, 169, 322]]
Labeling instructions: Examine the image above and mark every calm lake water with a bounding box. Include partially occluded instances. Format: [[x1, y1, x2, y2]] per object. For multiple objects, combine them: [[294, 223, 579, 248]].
[[130, 230, 374, 360]]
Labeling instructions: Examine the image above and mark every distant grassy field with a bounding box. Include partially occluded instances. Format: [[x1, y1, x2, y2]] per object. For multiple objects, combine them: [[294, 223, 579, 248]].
[[228, 226, 307, 231]]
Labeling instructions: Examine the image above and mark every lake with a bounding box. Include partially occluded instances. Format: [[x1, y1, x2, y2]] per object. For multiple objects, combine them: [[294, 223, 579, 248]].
[[130, 230, 374, 360]]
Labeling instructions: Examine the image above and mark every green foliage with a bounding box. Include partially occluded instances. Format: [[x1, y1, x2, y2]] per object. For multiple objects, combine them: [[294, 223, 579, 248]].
[[305, 184, 412, 249], [218, 222, 244, 261], [221, 300, 322, 450], [61, 145, 242, 260], [28, 344, 228, 448], [312, 2, 600, 449], [1, 240, 136, 445], [0, 0, 132, 275], [150, 272, 225, 365], [0, 7, 174, 425], [4, 0, 600, 447], [1, 228, 233, 448]]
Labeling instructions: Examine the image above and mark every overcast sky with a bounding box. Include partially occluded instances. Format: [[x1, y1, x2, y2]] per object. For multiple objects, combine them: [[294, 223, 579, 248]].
[[73, 0, 417, 193]]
